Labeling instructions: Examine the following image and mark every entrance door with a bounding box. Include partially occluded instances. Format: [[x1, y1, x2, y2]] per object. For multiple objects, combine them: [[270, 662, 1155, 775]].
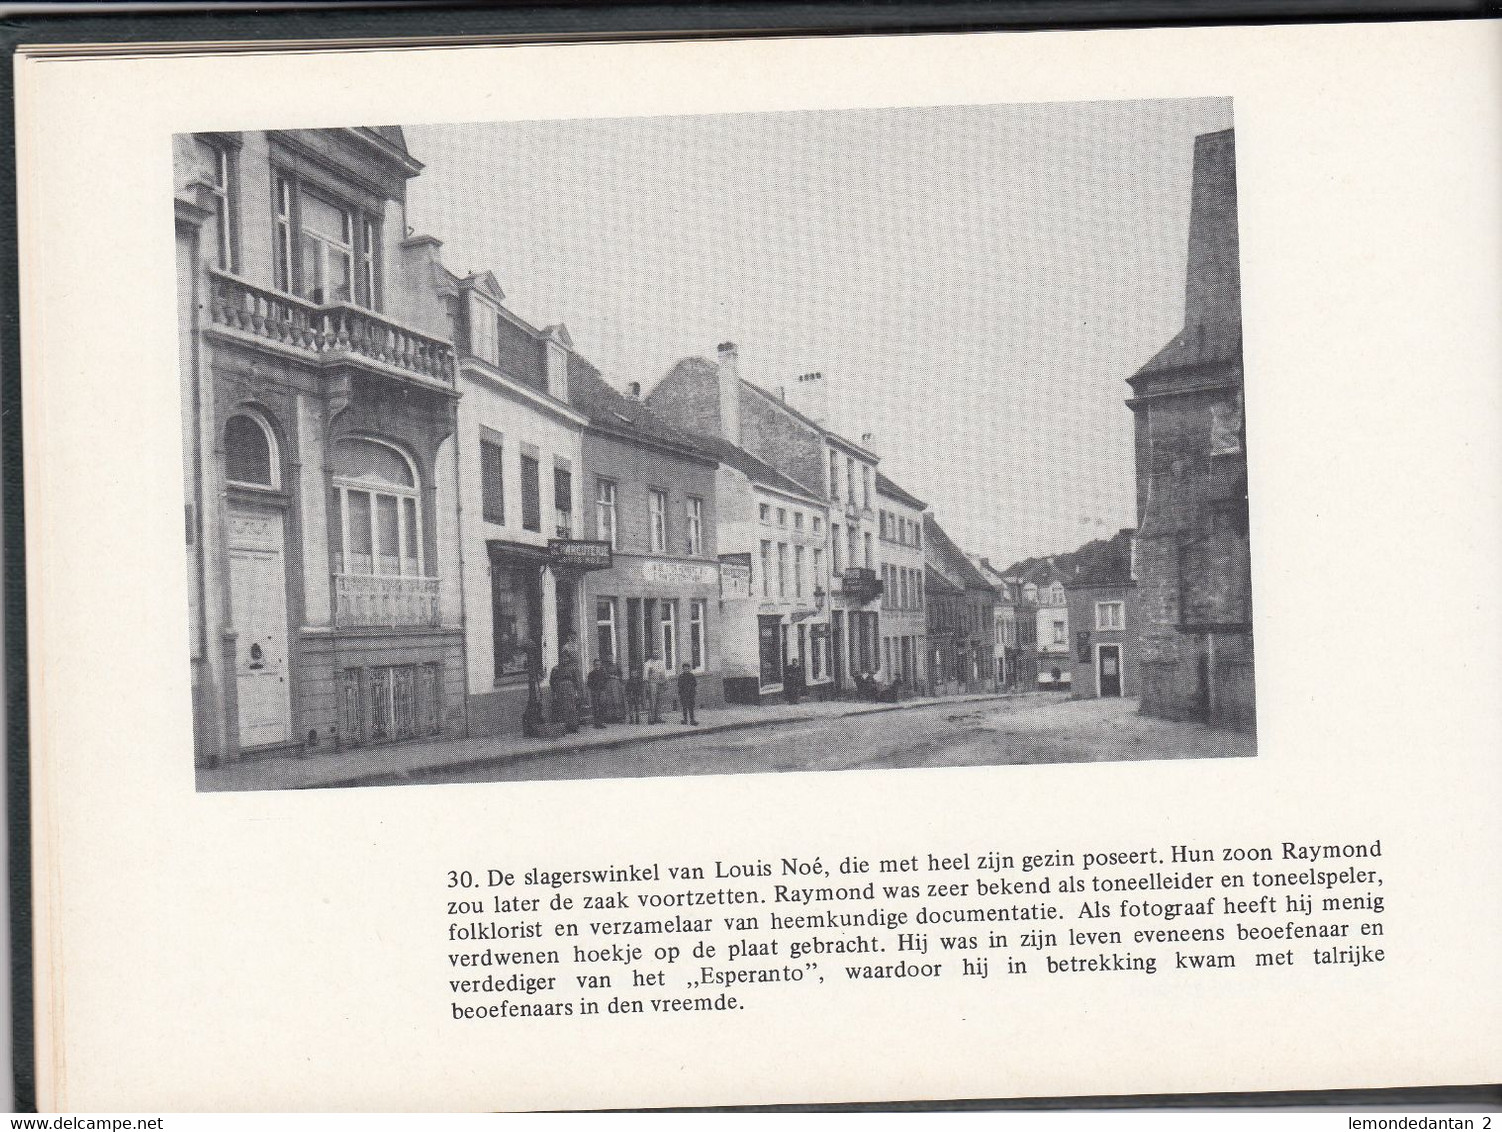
[[625, 598, 643, 673], [1098, 644, 1122, 697], [228, 508, 291, 748], [830, 612, 844, 688]]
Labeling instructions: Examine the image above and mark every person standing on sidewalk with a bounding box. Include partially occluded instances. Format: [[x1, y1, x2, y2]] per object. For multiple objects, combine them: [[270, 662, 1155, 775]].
[[625, 665, 644, 724], [678, 663, 699, 725], [586, 659, 609, 729], [644, 655, 667, 724], [549, 654, 581, 734]]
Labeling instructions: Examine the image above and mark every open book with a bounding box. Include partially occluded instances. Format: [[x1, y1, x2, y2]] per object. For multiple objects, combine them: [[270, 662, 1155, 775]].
[[13, 18, 1501, 1112]]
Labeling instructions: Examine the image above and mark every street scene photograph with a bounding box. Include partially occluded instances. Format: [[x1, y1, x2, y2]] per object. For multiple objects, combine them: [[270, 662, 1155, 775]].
[[174, 97, 1255, 792]]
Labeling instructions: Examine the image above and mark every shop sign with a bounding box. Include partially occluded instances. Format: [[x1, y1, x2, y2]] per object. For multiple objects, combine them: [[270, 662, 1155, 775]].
[[719, 554, 753, 600], [548, 539, 613, 571], [642, 559, 720, 587]]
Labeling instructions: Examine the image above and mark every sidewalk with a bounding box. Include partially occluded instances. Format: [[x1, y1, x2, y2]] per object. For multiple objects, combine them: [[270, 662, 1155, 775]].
[[197, 690, 1031, 792]]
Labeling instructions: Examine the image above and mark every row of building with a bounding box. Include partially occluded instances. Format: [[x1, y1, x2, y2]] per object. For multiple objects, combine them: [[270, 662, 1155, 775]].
[[174, 126, 1036, 767], [175, 122, 1250, 768]]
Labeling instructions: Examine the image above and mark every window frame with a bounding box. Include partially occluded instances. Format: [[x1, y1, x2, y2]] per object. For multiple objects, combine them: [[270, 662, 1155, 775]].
[[596, 597, 619, 668], [660, 601, 678, 671], [686, 496, 704, 557], [520, 453, 542, 533], [332, 436, 424, 579], [271, 170, 381, 310], [224, 410, 280, 490], [1095, 600, 1126, 631], [649, 488, 669, 553], [595, 478, 618, 550], [479, 435, 505, 526], [689, 599, 707, 672]]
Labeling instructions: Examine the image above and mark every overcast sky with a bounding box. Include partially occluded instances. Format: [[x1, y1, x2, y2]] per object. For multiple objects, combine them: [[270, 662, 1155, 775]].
[[405, 98, 1233, 567]]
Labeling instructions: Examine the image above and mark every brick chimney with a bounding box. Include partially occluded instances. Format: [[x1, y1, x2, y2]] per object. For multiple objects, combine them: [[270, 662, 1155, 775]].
[[717, 342, 742, 446], [789, 370, 829, 425]]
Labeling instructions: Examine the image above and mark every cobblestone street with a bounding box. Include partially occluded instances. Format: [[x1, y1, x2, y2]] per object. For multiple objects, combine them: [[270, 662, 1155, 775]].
[[405, 694, 1254, 784]]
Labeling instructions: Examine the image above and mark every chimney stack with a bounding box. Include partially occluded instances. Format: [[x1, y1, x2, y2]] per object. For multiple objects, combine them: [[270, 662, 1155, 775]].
[[788, 370, 830, 425], [716, 342, 742, 446], [628, 381, 641, 399]]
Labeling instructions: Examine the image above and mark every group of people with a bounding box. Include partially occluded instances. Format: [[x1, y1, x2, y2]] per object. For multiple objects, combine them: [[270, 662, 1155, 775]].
[[546, 651, 701, 732]]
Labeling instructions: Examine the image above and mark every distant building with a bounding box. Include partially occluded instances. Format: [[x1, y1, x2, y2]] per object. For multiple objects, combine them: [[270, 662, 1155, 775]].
[[968, 555, 1015, 688], [877, 474, 929, 692], [1064, 529, 1139, 699], [1127, 127, 1254, 730], [176, 128, 466, 765], [1001, 554, 1079, 692], [923, 514, 996, 693]]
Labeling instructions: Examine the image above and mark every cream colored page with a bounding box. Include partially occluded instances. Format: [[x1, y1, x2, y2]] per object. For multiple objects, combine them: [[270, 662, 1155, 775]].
[[18, 22, 1502, 1111]]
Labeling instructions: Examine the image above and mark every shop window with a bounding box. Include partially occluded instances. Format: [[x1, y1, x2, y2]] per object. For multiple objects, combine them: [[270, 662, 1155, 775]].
[[596, 598, 618, 667], [689, 600, 706, 671], [520, 454, 541, 533], [554, 466, 573, 538], [649, 489, 668, 552], [596, 479, 617, 549], [331, 437, 422, 577], [492, 562, 542, 680], [686, 496, 703, 556], [660, 601, 677, 671], [224, 412, 277, 488], [480, 437, 504, 524]]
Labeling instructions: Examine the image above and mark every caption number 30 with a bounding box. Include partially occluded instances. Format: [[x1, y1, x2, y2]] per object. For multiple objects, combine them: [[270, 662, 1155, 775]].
[[447, 870, 476, 889]]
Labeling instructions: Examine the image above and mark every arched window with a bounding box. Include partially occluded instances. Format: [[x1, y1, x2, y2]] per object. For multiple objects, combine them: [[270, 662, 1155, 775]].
[[332, 437, 423, 577], [224, 412, 278, 488]]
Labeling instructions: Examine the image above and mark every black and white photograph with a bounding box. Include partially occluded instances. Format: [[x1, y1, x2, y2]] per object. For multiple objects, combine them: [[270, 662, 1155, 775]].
[[178, 98, 1255, 792]]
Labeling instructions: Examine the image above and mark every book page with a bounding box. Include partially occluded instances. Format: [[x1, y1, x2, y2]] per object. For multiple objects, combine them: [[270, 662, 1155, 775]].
[[16, 20, 1502, 1111]]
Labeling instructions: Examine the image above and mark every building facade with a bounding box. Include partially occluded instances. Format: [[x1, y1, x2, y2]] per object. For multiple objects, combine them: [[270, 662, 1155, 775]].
[[1064, 529, 1140, 699], [176, 127, 467, 767], [438, 266, 596, 737], [877, 474, 928, 691], [646, 367, 833, 704], [923, 514, 996, 693], [571, 362, 724, 709], [1127, 127, 1254, 730], [647, 347, 883, 692]]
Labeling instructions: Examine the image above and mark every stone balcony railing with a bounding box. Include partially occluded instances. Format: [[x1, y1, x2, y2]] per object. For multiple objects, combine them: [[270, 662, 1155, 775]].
[[208, 270, 455, 387], [333, 574, 441, 629]]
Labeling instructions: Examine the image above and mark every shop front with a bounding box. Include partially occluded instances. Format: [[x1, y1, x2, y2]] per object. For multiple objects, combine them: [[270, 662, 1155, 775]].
[[584, 555, 724, 711]]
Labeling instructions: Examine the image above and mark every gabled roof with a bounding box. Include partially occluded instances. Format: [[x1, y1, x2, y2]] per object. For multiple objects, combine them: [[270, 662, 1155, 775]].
[[566, 358, 715, 463], [461, 271, 505, 304], [876, 472, 926, 511], [685, 432, 823, 505], [923, 513, 992, 591], [740, 379, 878, 464], [925, 563, 965, 595]]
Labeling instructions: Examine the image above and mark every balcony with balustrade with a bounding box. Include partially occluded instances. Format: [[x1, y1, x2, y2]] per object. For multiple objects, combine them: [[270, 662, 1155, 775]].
[[207, 269, 456, 393], [333, 574, 441, 629]]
